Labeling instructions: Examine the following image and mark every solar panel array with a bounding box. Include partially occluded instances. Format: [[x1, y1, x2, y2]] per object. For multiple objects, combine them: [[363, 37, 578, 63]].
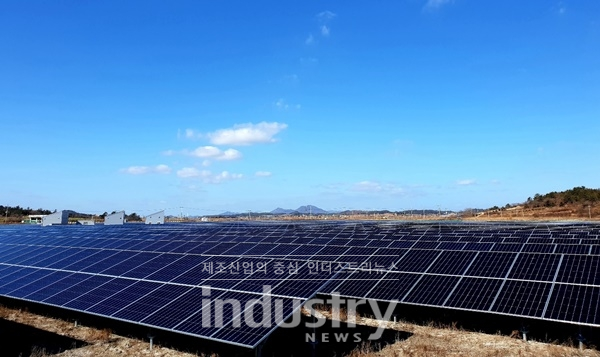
[[317, 222, 600, 327], [0, 222, 599, 349]]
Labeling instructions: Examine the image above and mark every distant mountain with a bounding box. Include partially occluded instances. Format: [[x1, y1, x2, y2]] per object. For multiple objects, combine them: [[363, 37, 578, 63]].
[[295, 205, 327, 214], [269, 205, 328, 215], [271, 207, 296, 214], [219, 211, 240, 216]]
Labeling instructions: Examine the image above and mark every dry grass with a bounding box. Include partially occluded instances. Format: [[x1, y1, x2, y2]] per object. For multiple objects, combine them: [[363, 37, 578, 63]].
[[0, 304, 217, 357], [0, 305, 11, 319], [86, 327, 113, 342], [308, 307, 600, 357], [30, 346, 49, 357], [2, 302, 599, 357]]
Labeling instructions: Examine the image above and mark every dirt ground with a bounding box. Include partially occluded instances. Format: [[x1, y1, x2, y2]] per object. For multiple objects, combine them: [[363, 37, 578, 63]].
[[1, 305, 598, 357], [316, 309, 600, 357]]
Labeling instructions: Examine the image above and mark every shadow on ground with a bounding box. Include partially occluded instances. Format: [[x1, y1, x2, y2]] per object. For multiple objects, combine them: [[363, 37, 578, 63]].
[[0, 318, 86, 357]]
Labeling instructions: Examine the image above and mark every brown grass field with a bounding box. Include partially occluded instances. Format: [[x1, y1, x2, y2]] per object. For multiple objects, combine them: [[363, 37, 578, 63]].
[[1, 304, 598, 357]]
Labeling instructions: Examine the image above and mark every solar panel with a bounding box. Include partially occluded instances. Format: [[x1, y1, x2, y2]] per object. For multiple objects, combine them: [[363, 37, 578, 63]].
[[394, 249, 441, 272], [544, 284, 600, 325], [507, 253, 561, 282], [444, 277, 504, 311], [465, 252, 517, 278], [0, 221, 599, 350], [426, 251, 476, 275], [555, 255, 600, 285], [403, 275, 460, 306], [324, 269, 382, 298], [490, 280, 552, 317], [365, 272, 421, 301]]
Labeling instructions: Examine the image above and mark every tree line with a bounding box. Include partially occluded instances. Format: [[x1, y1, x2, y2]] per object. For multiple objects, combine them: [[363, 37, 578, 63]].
[[525, 186, 600, 208], [0, 205, 52, 217]]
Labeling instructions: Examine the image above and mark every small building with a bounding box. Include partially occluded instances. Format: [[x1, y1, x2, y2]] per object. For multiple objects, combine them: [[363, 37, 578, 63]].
[[22, 214, 45, 224], [145, 210, 165, 225], [104, 211, 125, 225], [42, 211, 69, 226], [77, 220, 95, 225]]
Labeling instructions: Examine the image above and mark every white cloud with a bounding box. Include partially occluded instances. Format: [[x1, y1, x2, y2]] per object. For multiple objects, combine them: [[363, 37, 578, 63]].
[[177, 168, 243, 184], [176, 167, 208, 178], [185, 129, 196, 139], [189, 146, 220, 158], [275, 99, 289, 110], [424, 0, 453, 10], [351, 181, 405, 195], [162, 149, 176, 156], [305, 34, 315, 45], [456, 179, 477, 186], [121, 164, 172, 175], [353, 181, 383, 192], [255, 171, 272, 177], [274, 99, 301, 111], [154, 164, 171, 174], [179, 128, 202, 140], [316, 11, 335, 38], [317, 10, 337, 22], [186, 146, 242, 161], [202, 160, 211, 167], [213, 171, 243, 183], [220, 148, 243, 160], [207, 122, 287, 146]]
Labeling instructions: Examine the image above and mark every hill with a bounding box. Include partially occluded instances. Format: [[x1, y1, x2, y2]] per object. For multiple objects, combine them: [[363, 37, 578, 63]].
[[270, 207, 296, 214], [295, 205, 327, 214], [269, 205, 328, 215], [470, 186, 600, 221], [525, 186, 600, 208]]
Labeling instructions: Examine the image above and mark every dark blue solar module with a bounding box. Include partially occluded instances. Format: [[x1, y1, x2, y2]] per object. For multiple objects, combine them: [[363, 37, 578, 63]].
[[365, 272, 421, 301], [426, 251, 476, 275], [555, 255, 600, 286], [444, 277, 504, 311], [491, 280, 552, 318], [403, 275, 461, 306], [0, 221, 599, 349], [464, 252, 517, 278], [544, 284, 600, 325], [507, 253, 561, 282], [324, 269, 383, 298]]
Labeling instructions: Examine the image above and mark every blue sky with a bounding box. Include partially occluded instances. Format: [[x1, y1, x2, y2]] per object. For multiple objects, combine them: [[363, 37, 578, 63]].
[[1, 1, 599, 215]]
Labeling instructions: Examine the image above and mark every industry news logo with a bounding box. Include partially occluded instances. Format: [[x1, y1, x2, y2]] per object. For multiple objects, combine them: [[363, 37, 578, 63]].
[[201, 286, 396, 341]]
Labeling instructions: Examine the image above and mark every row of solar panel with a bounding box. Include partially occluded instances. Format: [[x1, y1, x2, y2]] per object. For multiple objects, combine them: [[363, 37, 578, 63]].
[[0, 265, 303, 347], [0, 252, 336, 299], [320, 270, 600, 326], [1, 242, 599, 285], [1, 230, 599, 254], [1, 222, 600, 347], [3, 224, 600, 243], [4, 229, 600, 246]]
